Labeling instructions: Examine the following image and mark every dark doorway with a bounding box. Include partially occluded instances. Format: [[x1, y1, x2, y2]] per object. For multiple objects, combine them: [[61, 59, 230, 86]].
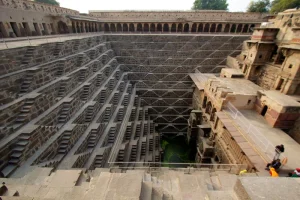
[[0, 22, 8, 37], [184, 23, 189, 32], [163, 24, 169, 32], [198, 23, 203, 32], [10, 22, 20, 37], [104, 23, 109, 32], [42, 23, 49, 35], [129, 23, 134, 32], [191, 23, 197, 32], [261, 105, 268, 116], [117, 23, 122, 32], [137, 23, 142, 32], [276, 78, 284, 90], [123, 24, 128, 32], [150, 23, 155, 32], [144, 23, 149, 32], [22, 22, 31, 36], [157, 24, 162, 32], [177, 24, 183, 32], [57, 21, 68, 34], [33, 23, 41, 35], [171, 23, 176, 32]]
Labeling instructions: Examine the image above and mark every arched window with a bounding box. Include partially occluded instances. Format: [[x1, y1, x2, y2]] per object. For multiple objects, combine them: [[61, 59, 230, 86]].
[[144, 23, 149, 32], [163, 24, 169, 32], [171, 23, 176, 32], [204, 23, 209, 32], [157, 23, 162, 32], [198, 23, 203, 32], [242, 24, 249, 33], [110, 24, 116, 32], [104, 23, 110, 32], [224, 24, 230, 32], [177, 23, 183, 32], [150, 23, 155, 32], [230, 24, 236, 33], [137, 23, 142, 32], [191, 23, 197, 32], [117, 23, 122, 32], [236, 24, 243, 33], [202, 96, 207, 108], [210, 24, 216, 32], [184, 23, 189, 32], [129, 23, 134, 32], [249, 24, 255, 32], [216, 24, 222, 32], [123, 24, 128, 32]]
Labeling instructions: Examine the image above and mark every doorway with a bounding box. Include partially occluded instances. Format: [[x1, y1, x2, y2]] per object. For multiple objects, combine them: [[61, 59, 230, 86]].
[[22, 22, 31, 36], [261, 105, 268, 116], [33, 23, 41, 35], [10, 22, 20, 37], [276, 78, 284, 90], [0, 22, 8, 38]]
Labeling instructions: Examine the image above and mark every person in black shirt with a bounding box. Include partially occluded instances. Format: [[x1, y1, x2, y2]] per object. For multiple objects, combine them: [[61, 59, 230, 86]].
[[265, 159, 281, 170]]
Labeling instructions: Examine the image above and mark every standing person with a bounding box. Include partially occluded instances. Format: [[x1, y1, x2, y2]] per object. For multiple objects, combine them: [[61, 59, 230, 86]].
[[274, 144, 284, 160]]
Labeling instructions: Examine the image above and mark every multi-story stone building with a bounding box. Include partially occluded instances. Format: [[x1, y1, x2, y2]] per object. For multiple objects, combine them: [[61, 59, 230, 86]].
[[187, 8, 300, 173]]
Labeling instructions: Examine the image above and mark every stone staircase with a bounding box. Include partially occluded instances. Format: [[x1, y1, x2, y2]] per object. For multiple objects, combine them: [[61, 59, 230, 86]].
[[2, 167, 296, 199], [15, 98, 34, 124]]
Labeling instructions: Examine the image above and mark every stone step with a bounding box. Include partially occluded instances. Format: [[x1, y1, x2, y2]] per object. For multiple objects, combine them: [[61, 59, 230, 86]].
[[11, 152, 22, 158], [1, 164, 18, 177]]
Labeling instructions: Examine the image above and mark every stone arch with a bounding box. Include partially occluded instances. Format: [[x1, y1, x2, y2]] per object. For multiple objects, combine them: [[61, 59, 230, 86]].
[[171, 23, 176, 32], [216, 24, 222, 32], [204, 23, 210, 32], [117, 23, 122, 32], [242, 24, 249, 33], [202, 96, 207, 108], [198, 23, 203, 32], [177, 23, 183, 32], [123, 24, 128, 32], [163, 24, 169, 32], [205, 101, 212, 114], [249, 24, 255, 32], [210, 108, 217, 121], [144, 23, 149, 32], [110, 24, 116, 32], [150, 23, 155, 32], [104, 23, 110, 32], [137, 23, 142, 32], [191, 23, 197, 32], [230, 24, 236, 33], [236, 24, 243, 33], [129, 23, 134, 32], [224, 24, 230, 32], [184, 23, 189, 32], [57, 21, 69, 34], [157, 23, 162, 32], [210, 24, 216, 32]]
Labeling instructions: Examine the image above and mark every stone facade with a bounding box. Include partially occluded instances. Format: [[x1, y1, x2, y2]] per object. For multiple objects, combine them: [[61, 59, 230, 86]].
[[0, 0, 268, 38]]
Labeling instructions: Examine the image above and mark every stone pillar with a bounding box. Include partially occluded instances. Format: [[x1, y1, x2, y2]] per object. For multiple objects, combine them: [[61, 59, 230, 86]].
[[189, 23, 192, 32], [229, 24, 233, 33], [82, 22, 86, 32], [134, 23, 137, 32], [221, 24, 225, 33]]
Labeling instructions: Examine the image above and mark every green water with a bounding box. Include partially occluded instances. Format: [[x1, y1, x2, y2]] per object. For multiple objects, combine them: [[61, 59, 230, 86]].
[[161, 135, 196, 167]]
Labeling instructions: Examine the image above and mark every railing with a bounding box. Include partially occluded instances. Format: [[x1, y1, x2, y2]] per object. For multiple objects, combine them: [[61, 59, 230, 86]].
[[225, 102, 286, 161], [108, 162, 247, 175]]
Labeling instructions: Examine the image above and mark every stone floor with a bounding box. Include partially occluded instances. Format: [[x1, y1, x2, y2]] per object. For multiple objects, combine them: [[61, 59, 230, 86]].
[[0, 167, 299, 199]]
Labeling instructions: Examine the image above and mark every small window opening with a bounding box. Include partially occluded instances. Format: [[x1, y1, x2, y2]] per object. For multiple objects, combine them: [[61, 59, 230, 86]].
[[247, 100, 251, 105], [288, 64, 293, 69]]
